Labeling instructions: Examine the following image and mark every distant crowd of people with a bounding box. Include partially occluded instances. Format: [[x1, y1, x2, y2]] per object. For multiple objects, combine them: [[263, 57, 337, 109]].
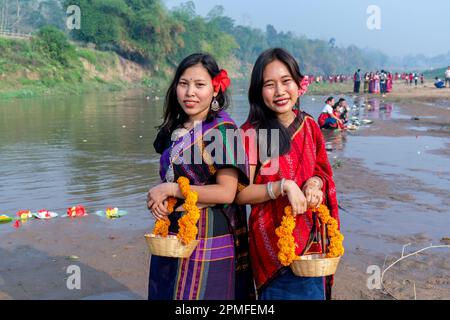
[[309, 66, 450, 92], [399, 72, 424, 86], [353, 69, 393, 94], [353, 67, 450, 91], [304, 74, 351, 84]]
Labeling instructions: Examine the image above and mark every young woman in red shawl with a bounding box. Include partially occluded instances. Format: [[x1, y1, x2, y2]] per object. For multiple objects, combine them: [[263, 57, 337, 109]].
[[236, 48, 340, 300]]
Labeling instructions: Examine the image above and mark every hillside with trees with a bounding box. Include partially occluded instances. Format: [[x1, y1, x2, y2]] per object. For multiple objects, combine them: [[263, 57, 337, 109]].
[[1, 0, 391, 77]]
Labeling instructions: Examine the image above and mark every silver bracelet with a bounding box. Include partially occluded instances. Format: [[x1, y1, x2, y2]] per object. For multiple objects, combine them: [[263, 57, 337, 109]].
[[266, 182, 277, 200], [280, 178, 286, 196]]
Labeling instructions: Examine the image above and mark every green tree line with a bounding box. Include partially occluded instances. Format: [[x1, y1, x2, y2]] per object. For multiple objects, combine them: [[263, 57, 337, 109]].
[[7, 0, 391, 76]]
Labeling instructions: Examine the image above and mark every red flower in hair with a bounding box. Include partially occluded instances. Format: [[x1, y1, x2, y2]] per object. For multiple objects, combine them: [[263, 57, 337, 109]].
[[298, 75, 309, 96], [212, 69, 231, 93]]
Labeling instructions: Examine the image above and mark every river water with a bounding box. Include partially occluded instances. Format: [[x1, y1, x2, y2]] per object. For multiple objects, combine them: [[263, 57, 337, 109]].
[[0, 89, 448, 242]]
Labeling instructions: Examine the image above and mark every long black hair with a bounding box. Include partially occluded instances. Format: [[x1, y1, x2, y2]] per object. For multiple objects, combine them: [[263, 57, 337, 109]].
[[153, 53, 230, 154], [246, 48, 304, 157]]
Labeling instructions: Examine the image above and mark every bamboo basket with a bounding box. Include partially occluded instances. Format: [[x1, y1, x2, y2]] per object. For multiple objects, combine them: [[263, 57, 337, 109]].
[[290, 254, 341, 277], [144, 234, 199, 258], [290, 215, 342, 277]]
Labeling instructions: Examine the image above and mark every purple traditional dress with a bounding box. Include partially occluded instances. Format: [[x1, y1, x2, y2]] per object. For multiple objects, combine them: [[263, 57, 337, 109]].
[[148, 111, 255, 300]]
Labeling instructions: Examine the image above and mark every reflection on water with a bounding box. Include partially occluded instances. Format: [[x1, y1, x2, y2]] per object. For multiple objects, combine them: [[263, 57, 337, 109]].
[[344, 135, 450, 189], [0, 93, 396, 215], [352, 96, 394, 120], [0, 89, 164, 230], [321, 130, 348, 152]]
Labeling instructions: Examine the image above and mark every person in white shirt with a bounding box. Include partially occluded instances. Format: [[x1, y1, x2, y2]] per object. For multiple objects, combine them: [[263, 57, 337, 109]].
[[321, 99, 334, 115], [445, 66, 450, 88]]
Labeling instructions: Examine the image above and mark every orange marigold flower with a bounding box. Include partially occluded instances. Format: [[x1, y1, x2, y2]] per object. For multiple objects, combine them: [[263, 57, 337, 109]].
[[276, 205, 298, 266], [152, 219, 170, 237], [152, 176, 201, 245], [152, 197, 178, 237], [167, 197, 177, 212]]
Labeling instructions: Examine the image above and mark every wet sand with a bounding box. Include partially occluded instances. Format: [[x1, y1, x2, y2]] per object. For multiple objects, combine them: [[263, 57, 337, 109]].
[[1, 88, 449, 300], [332, 155, 450, 300], [331, 89, 450, 300], [0, 216, 150, 299]]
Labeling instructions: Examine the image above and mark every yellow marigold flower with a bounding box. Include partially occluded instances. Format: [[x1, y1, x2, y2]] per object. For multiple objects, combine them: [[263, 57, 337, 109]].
[[185, 191, 198, 203], [152, 176, 201, 245], [175, 177, 201, 245]]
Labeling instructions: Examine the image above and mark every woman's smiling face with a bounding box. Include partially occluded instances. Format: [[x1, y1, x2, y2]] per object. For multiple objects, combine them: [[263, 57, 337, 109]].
[[176, 63, 217, 121], [262, 59, 299, 115]]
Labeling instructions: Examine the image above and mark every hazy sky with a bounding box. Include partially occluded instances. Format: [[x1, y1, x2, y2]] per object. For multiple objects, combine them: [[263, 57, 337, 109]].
[[164, 0, 449, 57]]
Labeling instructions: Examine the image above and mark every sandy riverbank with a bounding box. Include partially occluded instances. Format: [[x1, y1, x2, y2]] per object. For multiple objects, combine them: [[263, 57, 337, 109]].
[[386, 81, 450, 103]]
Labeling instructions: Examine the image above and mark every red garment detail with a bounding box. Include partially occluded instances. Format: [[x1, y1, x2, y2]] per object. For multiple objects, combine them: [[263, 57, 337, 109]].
[[241, 113, 339, 290], [317, 113, 329, 128]]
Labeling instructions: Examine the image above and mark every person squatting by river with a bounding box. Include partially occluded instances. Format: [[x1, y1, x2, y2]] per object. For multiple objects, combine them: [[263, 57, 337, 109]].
[[317, 97, 345, 130]]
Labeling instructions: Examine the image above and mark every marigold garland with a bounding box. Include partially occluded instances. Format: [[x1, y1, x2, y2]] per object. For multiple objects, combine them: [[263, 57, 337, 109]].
[[152, 197, 177, 237], [151, 177, 200, 245], [275, 206, 298, 266], [176, 177, 200, 245], [314, 204, 345, 258], [276, 204, 344, 265]]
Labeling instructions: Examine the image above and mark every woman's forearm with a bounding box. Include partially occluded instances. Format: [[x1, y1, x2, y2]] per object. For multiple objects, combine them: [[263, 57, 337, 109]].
[[167, 168, 239, 205], [169, 183, 237, 204], [191, 184, 237, 204], [235, 180, 282, 205]]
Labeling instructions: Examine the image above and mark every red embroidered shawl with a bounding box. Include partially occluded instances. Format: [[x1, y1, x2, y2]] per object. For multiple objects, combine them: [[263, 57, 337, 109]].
[[241, 112, 339, 290]]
